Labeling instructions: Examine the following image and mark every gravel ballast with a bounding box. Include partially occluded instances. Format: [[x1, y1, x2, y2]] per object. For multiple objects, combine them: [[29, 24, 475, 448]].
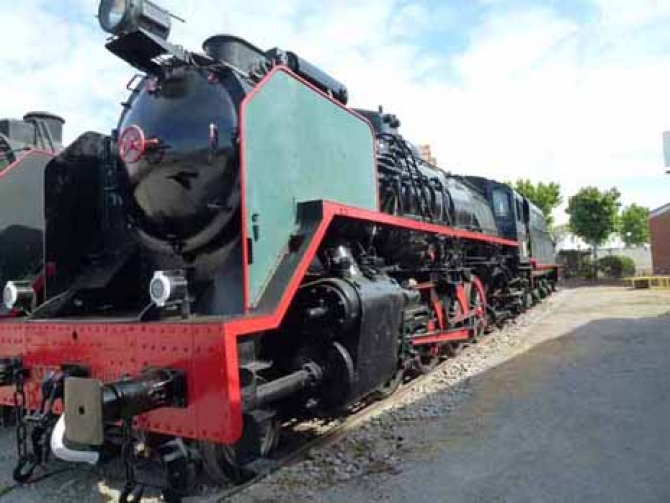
[[0, 286, 666, 502]]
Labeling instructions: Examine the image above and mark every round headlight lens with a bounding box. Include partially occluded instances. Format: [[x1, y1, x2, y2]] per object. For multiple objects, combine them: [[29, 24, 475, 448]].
[[99, 0, 129, 33], [149, 276, 168, 304], [3, 283, 18, 310]]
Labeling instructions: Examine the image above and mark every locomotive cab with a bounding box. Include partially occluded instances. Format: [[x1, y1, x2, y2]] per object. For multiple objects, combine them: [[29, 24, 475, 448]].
[[465, 177, 532, 260]]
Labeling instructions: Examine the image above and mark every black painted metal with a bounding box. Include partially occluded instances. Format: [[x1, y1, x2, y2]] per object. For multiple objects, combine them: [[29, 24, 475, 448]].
[[357, 108, 498, 236], [102, 368, 187, 419], [0, 151, 54, 312], [203, 35, 267, 70], [251, 363, 322, 410], [265, 48, 349, 105], [465, 175, 554, 265], [0, 358, 22, 387]]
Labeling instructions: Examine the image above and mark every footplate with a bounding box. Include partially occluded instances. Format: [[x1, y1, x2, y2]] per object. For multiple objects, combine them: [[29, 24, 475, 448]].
[[64, 377, 104, 446]]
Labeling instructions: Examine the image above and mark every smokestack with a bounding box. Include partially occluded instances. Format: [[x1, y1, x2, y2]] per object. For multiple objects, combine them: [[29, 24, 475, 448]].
[[202, 35, 266, 70], [23, 111, 65, 148]]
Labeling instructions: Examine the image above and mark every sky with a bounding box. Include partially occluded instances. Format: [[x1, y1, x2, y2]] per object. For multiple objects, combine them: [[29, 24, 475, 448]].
[[1, 0, 670, 223]]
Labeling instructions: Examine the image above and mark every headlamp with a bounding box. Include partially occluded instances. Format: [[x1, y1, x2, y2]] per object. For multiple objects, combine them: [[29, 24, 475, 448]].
[[3, 281, 36, 312], [149, 270, 188, 309], [98, 0, 172, 40]]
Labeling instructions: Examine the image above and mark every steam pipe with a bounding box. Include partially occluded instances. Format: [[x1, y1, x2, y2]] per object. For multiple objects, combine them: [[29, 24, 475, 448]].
[[102, 368, 187, 421], [247, 363, 323, 411]]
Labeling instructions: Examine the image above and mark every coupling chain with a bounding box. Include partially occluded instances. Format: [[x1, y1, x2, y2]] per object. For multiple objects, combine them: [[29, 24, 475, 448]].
[[12, 371, 63, 483], [120, 419, 144, 503], [12, 372, 28, 464]]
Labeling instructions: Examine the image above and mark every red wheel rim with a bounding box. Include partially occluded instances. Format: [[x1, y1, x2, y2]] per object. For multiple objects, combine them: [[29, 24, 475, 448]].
[[119, 125, 146, 164]]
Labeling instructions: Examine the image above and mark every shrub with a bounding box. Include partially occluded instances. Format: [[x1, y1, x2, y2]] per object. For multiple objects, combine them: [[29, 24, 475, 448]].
[[597, 255, 636, 278], [580, 256, 597, 279], [557, 250, 592, 278]]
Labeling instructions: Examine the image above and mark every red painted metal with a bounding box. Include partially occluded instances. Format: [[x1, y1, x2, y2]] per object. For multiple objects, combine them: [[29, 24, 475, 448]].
[[411, 329, 471, 345], [0, 200, 521, 445], [530, 258, 558, 271], [432, 298, 445, 330], [534, 263, 558, 271], [472, 275, 488, 330], [455, 284, 470, 319], [331, 204, 519, 247], [118, 125, 158, 164], [0, 322, 241, 444], [118, 125, 144, 163], [238, 67, 517, 311], [0, 69, 539, 451], [413, 282, 436, 291]]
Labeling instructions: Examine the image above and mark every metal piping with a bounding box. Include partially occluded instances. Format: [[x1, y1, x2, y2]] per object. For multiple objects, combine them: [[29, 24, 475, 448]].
[[50, 415, 100, 465]]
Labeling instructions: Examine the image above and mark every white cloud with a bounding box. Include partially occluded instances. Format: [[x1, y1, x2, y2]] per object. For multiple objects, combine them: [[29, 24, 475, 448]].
[[389, 3, 670, 219], [1, 0, 670, 222], [0, 2, 131, 137]]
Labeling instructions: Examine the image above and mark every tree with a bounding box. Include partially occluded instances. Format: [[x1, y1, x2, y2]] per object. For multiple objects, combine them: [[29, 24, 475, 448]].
[[619, 204, 650, 247], [512, 179, 562, 227], [566, 187, 621, 275]]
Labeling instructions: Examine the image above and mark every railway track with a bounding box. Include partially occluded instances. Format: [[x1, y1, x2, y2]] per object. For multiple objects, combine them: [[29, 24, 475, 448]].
[[0, 291, 564, 503], [212, 329, 505, 501], [212, 289, 567, 502], [0, 339, 482, 502]]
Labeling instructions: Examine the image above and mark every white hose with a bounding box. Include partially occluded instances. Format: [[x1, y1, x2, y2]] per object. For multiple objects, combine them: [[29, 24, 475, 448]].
[[50, 415, 100, 465]]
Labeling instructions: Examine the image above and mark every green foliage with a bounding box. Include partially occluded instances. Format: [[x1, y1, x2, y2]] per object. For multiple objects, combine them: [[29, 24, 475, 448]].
[[581, 256, 597, 279], [597, 255, 636, 278], [566, 187, 621, 248], [512, 179, 562, 227], [619, 204, 650, 246], [557, 249, 592, 278], [557, 251, 635, 279]]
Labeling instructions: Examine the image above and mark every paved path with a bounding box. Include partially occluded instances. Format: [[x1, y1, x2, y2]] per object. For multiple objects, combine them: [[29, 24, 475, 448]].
[[318, 287, 670, 502]]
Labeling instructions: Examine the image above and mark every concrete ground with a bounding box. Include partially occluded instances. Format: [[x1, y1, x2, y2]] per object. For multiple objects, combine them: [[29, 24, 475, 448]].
[[314, 286, 670, 503], [0, 286, 668, 502]]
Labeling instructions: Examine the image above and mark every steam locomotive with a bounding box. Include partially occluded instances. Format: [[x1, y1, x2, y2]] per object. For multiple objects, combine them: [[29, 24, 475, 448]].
[[0, 1, 557, 500], [0, 112, 64, 315]]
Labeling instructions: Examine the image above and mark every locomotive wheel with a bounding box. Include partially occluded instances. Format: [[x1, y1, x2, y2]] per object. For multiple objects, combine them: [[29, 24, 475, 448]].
[[471, 316, 485, 343], [524, 291, 534, 310], [200, 412, 280, 484], [469, 282, 486, 343], [416, 345, 440, 374], [373, 367, 405, 399], [532, 288, 541, 304], [443, 342, 463, 357]]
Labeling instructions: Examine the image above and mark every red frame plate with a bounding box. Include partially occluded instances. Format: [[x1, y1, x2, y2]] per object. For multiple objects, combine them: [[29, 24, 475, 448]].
[[0, 201, 524, 443]]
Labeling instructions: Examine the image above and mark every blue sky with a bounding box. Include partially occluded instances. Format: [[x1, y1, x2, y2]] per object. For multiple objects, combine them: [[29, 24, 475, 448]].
[[2, 0, 670, 222]]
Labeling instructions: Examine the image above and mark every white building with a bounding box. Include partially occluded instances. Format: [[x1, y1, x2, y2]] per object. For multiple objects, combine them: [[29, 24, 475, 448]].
[[553, 225, 652, 275]]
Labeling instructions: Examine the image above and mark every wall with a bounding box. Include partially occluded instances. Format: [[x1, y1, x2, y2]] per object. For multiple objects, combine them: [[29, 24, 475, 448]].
[[650, 209, 670, 274], [600, 246, 653, 276]]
